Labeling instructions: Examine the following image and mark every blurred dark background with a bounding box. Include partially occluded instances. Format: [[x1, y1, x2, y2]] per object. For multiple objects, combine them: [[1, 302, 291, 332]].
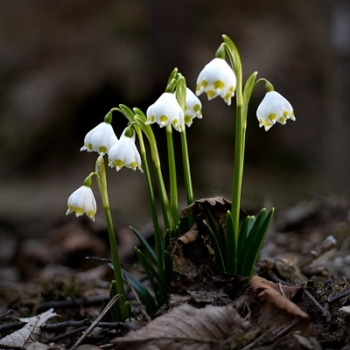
[[0, 0, 350, 234]]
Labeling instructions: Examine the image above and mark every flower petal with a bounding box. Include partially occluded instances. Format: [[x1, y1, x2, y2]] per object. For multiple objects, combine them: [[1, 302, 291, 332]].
[[196, 58, 236, 105], [108, 131, 142, 172], [81, 122, 118, 155], [146, 92, 184, 131], [66, 185, 97, 221], [256, 91, 296, 131]]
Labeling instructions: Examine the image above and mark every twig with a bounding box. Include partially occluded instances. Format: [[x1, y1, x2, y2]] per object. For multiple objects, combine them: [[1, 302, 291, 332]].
[[70, 294, 121, 349], [42, 319, 138, 332], [327, 289, 350, 303], [0, 321, 25, 333], [0, 309, 14, 319], [50, 326, 88, 343], [303, 288, 331, 321], [297, 235, 337, 269], [36, 294, 110, 313], [241, 318, 301, 350]]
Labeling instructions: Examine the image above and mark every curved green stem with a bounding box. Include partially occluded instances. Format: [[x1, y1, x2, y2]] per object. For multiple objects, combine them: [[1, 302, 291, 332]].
[[180, 126, 194, 205], [134, 114, 173, 231], [134, 125, 165, 303], [176, 76, 194, 206], [95, 156, 127, 319], [223, 36, 244, 274], [165, 124, 178, 230]]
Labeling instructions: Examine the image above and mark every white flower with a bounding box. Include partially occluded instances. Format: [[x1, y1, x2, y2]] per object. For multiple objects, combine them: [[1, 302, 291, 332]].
[[196, 58, 236, 105], [256, 91, 296, 131], [80, 122, 118, 155], [146, 92, 184, 132], [184, 88, 202, 127], [108, 131, 142, 172], [66, 185, 97, 221]]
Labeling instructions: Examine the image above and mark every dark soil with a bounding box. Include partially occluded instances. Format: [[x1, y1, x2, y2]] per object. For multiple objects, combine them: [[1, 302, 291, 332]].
[[1, 195, 350, 349]]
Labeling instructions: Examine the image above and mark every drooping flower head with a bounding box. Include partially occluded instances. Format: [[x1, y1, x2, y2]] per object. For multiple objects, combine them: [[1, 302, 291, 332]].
[[256, 91, 296, 131], [184, 87, 202, 127], [81, 122, 118, 155], [66, 185, 97, 221], [196, 58, 236, 106], [146, 92, 184, 132], [108, 129, 142, 172]]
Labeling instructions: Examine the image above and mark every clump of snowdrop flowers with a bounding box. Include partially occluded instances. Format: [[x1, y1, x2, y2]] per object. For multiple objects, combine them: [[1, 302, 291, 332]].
[[146, 92, 184, 132], [64, 34, 298, 319], [256, 91, 296, 131], [80, 121, 118, 155], [108, 129, 142, 172], [184, 88, 202, 127], [66, 185, 97, 221], [196, 57, 236, 106]]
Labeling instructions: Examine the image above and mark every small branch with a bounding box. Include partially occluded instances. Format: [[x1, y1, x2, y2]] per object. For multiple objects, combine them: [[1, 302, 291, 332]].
[[42, 319, 138, 332], [327, 289, 350, 303], [303, 288, 331, 321], [297, 235, 337, 269], [0, 309, 14, 319], [36, 294, 110, 313], [71, 294, 121, 349]]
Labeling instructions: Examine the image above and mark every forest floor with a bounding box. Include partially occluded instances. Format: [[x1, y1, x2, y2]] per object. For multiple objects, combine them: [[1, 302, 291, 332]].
[[1, 195, 350, 349]]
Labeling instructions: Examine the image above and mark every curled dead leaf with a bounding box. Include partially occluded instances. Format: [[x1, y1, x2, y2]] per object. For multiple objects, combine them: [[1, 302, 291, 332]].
[[251, 276, 310, 335], [0, 308, 57, 348], [112, 303, 248, 350], [171, 224, 216, 278]]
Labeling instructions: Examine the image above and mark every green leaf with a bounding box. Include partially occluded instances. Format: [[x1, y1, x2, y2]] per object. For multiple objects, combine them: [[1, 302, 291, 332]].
[[109, 280, 122, 321], [133, 107, 147, 120], [118, 104, 135, 122], [122, 301, 131, 321], [237, 215, 255, 270], [240, 208, 274, 277], [123, 270, 158, 315], [129, 226, 157, 265], [166, 67, 179, 86], [242, 71, 258, 119], [203, 220, 226, 273], [225, 211, 237, 274], [135, 248, 161, 300]]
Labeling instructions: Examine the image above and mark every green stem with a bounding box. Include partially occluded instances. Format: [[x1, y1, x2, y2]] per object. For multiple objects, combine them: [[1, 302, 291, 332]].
[[95, 156, 127, 315], [180, 126, 194, 205], [134, 125, 165, 303], [165, 124, 178, 230], [223, 36, 245, 274], [175, 75, 194, 206], [135, 115, 173, 231]]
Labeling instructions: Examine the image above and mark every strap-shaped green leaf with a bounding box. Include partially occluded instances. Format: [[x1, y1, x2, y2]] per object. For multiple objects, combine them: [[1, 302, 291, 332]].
[[136, 248, 161, 300], [203, 206, 226, 260], [123, 270, 158, 315], [225, 211, 237, 274], [109, 280, 121, 321], [129, 226, 157, 265], [240, 208, 274, 276], [237, 215, 255, 271], [203, 220, 226, 273]]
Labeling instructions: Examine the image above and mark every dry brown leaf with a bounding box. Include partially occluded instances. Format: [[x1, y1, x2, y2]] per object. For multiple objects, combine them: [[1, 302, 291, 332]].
[[171, 224, 216, 278], [0, 308, 57, 348], [251, 276, 310, 335], [112, 303, 247, 350]]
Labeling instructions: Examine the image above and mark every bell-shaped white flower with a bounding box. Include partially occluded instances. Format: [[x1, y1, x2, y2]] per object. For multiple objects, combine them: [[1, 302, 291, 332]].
[[108, 131, 142, 172], [66, 185, 97, 221], [80, 122, 118, 155], [146, 92, 184, 132], [256, 91, 296, 131], [196, 58, 236, 106], [184, 87, 202, 127]]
